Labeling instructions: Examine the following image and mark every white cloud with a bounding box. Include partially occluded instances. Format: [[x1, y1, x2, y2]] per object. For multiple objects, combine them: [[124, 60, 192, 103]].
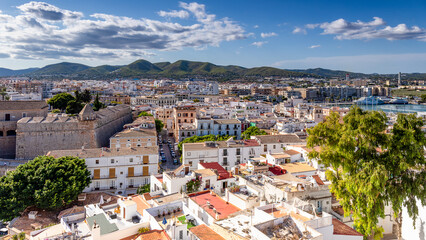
[[253, 24, 259, 29], [261, 32, 277, 38], [158, 10, 189, 19], [292, 27, 307, 34], [309, 44, 321, 49], [252, 41, 268, 47], [0, 1, 247, 60], [17, 1, 83, 21], [308, 17, 426, 41]]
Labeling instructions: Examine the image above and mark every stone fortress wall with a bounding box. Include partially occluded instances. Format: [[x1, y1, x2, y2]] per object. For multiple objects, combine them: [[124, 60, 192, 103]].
[[15, 105, 132, 160]]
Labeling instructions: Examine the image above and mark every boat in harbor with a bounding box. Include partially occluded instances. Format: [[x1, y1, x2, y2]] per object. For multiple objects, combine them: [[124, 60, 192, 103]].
[[389, 98, 409, 104], [355, 96, 385, 105]]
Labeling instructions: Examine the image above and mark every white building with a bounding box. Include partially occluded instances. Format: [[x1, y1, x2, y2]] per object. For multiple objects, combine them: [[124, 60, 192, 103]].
[[47, 147, 159, 194], [182, 138, 261, 171], [251, 134, 305, 155]]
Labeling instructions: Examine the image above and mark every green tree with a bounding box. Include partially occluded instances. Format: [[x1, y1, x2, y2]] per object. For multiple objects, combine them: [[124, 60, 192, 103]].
[[47, 93, 75, 110], [74, 90, 81, 102], [0, 87, 7, 101], [307, 106, 426, 240], [93, 94, 104, 111], [81, 89, 92, 103], [193, 98, 200, 103], [241, 126, 267, 139], [0, 156, 91, 221], [137, 184, 150, 194], [155, 119, 164, 133], [420, 94, 426, 103], [66, 100, 84, 114], [138, 111, 153, 117]]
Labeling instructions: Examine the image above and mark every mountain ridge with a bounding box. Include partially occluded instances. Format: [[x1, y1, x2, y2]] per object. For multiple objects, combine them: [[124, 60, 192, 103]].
[[0, 60, 422, 79]]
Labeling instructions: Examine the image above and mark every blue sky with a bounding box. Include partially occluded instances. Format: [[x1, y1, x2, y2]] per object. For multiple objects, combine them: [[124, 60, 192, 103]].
[[0, 0, 425, 73]]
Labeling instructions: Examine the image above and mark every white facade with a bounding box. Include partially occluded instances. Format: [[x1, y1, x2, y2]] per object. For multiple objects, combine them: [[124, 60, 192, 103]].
[[85, 152, 158, 193], [182, 139, 261, 171]]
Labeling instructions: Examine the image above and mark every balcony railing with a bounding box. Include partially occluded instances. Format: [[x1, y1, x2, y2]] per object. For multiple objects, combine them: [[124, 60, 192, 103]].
[[127, 174, 149, 177], [92, 186, 116, 191], [92, 175, 117, 180]]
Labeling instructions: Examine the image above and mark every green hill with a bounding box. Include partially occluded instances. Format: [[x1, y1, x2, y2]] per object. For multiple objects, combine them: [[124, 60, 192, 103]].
[[31, 62, 90, 75], [287, 68, 368, 78], [78, 65, 122, 75], [153, 62, 171, 69], [162, 60, 236, 76], [115, 59, 162, 76], [0, 67, 39, 77], [244, 67, 307, 77]]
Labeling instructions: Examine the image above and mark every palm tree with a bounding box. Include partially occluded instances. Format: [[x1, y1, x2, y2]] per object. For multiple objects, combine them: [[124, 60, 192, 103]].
[[0, 87, 7, 101]]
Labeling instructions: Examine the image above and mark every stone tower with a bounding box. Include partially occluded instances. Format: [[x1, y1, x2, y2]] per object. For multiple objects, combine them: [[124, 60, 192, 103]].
[[79, 104, 97, 121]]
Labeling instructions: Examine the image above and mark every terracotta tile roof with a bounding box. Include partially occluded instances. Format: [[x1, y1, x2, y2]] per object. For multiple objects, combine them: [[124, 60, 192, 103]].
[[47, 146, 158, 158], [332, 218, 363, 236], [280, 162, 316, 174], [199, 162, 230, 180], [120, 230, 171, 240], [189, 191, 240, 220], [143, 193, 152, 201], [312, 175, 324, 185], [332, 206, 345, 216], [189, 224, 226, 240], [131, 195, 151, 216], [0, 101, 48, 111], [57, 206, 85, 219], [243, 139, 260, 146], [284, 149, 301, 155]]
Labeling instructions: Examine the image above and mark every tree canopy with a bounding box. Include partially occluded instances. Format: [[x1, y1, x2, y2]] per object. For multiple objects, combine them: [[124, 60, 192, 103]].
[[47, 93, 75, 110], [138, 111, 153, 117], [93, 94, 104, 111], [0, 156, 91, 221], [155, 119, 164, 133], [307, 106, 426, 239], [81, 89, 92, 103], [241, 126, 267, 139]]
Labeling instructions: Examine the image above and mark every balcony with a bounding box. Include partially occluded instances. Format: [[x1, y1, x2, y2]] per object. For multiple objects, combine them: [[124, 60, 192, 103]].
[[92, 175, 117, 180], [127, 174, 149, 178], [92, 186, 116, 191]]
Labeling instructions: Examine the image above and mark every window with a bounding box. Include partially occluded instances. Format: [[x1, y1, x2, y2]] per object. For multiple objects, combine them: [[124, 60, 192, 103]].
[[179, 230, 183, 239], [223, 157, 228, 165], [5, 114, 10, 121], [264, 145, 267, 152], [6, 130, 16, 136], [236, 148, 241, 155], [189, 161, 193, 166], [95, 160, 99, 164], [273, 145, 276, 149], [22, 113, 27, 117], [130, 158, 133, 162], [187, 152, 191, 156], [191, 113, 193, 117], [111, 159, 115, 164], [223, 149, 228, 156], [0, 131, 3, 137]]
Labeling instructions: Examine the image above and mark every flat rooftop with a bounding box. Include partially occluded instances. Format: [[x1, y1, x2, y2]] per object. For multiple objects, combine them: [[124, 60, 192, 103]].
[[189, 191, 240, 220], [280, 162, 316, 174]]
